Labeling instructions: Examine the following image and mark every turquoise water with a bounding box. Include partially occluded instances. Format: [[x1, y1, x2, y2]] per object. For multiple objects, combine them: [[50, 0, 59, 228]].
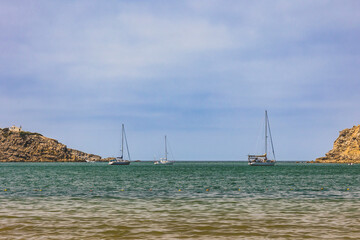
[[0, 162, 359, 239]]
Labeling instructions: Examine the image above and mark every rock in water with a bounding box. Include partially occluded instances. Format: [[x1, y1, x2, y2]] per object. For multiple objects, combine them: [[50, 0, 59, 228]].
[[0, 128, 101, 162], [316, 125, 360, 163]]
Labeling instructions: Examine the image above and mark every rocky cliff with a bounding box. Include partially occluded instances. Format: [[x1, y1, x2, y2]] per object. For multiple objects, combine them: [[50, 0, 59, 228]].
[[0, 128, 102, 162], [316, 125, 360, 163]]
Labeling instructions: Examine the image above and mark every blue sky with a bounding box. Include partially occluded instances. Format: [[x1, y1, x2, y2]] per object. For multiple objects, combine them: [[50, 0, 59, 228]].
[[1, 0, 359, 160]]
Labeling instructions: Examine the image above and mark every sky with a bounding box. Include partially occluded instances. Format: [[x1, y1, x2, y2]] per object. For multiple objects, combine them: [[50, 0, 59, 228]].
[[1, 0, 359, 160]]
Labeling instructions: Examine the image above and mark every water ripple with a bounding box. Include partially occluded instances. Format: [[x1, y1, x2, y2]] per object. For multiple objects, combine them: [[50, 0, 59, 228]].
[[0, 162, 359, 239]]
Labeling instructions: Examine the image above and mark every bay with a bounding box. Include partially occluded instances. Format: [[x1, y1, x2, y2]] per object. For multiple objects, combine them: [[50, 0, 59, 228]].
[[0, 162, 359, 239]]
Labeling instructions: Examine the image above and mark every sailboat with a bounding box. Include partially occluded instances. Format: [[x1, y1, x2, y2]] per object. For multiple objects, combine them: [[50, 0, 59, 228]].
[[109, 124, 131, 165], [248, 110, 276, 166], [154, 135, 174, 165]]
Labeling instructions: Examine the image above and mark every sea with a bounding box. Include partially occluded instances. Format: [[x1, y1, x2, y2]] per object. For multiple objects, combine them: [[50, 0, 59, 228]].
[[0, 161, 359, 239]]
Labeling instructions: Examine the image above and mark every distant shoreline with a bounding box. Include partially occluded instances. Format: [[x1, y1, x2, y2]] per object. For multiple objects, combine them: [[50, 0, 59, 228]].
[[1, 160, 357, 164]]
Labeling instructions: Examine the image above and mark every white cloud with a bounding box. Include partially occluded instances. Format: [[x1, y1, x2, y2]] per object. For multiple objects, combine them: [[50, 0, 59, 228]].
[[1, 1, 236, 83]]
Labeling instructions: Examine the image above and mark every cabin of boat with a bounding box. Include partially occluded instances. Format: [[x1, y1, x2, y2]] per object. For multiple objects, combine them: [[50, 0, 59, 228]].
[[154, 159, 174, 165]]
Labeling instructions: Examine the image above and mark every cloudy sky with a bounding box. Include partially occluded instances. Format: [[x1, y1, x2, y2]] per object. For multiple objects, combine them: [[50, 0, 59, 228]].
[[1, 0, 359, 160]]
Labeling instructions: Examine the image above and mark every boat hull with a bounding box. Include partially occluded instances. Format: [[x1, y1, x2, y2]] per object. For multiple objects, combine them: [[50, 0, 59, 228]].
[[160, 162, 173, 165], [109, 161, 130, 165], [154, 161, 174, 165], [248, 162, 275, 166]]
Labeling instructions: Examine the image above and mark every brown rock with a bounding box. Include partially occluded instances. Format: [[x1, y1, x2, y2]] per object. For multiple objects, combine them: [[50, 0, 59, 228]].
[[0, 128, 102, 162], [316, 125, 360, 163]]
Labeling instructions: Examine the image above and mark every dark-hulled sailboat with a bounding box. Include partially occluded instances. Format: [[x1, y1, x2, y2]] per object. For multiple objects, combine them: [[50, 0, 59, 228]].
[[109, 124, 131, 165], [248, 111, 276, 166]]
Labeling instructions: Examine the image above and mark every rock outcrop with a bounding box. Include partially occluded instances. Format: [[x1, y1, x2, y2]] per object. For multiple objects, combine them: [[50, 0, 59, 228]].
[[0, 128, 102, 162], [316, 125, 360, 163]]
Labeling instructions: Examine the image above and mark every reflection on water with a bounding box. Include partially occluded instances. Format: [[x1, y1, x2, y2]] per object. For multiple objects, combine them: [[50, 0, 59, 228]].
[[0, 162, 359, 239]]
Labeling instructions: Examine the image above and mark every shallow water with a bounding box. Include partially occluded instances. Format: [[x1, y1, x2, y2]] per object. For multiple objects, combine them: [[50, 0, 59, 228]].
[[0, 162, 359, 239]]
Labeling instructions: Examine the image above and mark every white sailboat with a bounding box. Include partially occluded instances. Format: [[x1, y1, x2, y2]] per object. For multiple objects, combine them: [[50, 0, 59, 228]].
[[109, 124, 131, 165], [154, 135, 174, 165], [248, 110, 276, 166]]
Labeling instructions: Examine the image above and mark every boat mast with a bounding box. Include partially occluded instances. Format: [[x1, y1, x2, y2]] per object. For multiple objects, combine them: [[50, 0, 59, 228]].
[[165, 135, 168, 161], [265, 110, 268, 158], [121, 123, 124, 159]]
